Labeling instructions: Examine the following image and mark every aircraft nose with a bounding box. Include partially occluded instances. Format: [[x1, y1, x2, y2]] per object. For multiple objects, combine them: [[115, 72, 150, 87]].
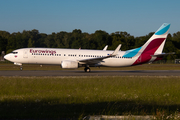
[[4, 54, 10, 60], [4, 55, 7, 59]]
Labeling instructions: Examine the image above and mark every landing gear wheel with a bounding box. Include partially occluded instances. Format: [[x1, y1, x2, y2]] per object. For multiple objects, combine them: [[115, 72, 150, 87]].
[[20, 67, 23, 71], [84, 67, 91, 72]]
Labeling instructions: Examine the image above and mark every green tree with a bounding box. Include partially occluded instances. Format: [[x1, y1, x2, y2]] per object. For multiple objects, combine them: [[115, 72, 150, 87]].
[[110, 32, 122, 50], [164, 34, 178, 60], [44, 33, 57, 48], [15, 32, 24, 48], [6, 33, 17, 52], [134, 32, 154, 48], [71, 29, 83, 49], [90, 30, 110, 50], [21, 30, 30, 48], [172, 31, 180, 49], [0, 36, 7, 53], [110, 32, 134, 50], [0, 31, 10, 53], [0, 31, 10, 39], [28, 38, 34, 47]]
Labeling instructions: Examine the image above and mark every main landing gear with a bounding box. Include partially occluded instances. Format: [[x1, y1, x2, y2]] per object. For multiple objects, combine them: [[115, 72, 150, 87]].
[[84, 67, 91, 72], [20, 66, 23, 71]]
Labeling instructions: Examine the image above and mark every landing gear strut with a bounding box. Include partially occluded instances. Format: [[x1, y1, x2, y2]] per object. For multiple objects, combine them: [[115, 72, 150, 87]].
[[84, 67, 91, 72], [20, 66, 23, 71]]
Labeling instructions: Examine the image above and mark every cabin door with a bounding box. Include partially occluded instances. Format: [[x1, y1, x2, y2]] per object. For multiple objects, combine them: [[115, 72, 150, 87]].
[[23, 50, 28, 58]]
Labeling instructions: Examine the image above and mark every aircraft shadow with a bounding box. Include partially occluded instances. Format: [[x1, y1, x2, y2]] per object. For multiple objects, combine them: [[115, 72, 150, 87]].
[[0, 98, 179, 119]]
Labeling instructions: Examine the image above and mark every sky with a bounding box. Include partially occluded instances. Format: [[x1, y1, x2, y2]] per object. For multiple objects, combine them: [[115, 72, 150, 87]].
[[0, 0, 180, 37]]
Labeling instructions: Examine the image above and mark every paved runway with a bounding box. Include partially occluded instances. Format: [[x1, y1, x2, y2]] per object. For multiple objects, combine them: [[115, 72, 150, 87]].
[[0, 70, 180, 76]]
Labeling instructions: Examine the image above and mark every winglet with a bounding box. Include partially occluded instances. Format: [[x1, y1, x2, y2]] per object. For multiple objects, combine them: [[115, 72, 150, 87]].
[[103, 45, 108, 51], [111, 44, 121, 56]]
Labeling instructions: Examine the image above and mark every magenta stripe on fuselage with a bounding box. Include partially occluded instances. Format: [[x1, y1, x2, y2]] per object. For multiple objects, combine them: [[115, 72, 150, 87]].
[[132, 38, 165, 65]]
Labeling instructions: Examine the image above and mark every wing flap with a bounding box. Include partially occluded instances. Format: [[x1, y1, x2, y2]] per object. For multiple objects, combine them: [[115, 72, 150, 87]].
[[79, 56, 108, 64]]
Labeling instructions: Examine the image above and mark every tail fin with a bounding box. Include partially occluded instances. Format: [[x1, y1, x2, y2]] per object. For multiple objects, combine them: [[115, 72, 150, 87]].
[[140, 23, 170, 54], [132, 23, 170, 65]]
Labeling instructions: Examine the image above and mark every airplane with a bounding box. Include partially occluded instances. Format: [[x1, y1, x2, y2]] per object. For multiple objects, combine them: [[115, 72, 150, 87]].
[[4, 23, 173, 72]]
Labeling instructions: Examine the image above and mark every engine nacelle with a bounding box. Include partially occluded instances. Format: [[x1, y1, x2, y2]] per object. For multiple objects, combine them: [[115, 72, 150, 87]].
[[61, 60, 78, 69]]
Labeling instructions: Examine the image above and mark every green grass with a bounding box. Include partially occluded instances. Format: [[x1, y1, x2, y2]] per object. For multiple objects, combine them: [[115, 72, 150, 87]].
[[0, 76, 180, 119]]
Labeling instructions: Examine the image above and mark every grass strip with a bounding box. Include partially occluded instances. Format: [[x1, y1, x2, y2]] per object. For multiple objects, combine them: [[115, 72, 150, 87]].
[[0, 76, 180, 119]]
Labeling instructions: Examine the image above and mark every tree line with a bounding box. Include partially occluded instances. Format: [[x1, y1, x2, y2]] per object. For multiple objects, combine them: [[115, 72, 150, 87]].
[[0, 29, 180, 60]]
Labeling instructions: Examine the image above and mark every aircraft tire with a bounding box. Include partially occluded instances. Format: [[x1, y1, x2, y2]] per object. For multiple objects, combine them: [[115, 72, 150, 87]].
[[20, 67, 23, 71], [84, 67, 91, 72]]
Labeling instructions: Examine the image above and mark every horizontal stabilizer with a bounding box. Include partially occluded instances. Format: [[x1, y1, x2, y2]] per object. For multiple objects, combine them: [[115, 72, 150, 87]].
[[151, 52, 175, 57]]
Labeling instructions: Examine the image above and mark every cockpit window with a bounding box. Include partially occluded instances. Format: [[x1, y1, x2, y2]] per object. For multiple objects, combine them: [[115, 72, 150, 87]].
[[12, 52, 18, 54]]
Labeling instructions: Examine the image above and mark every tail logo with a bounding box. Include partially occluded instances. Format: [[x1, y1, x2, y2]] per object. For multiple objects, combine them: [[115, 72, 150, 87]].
[[132, 23, 170, 66], [137, 56, 141, 63]]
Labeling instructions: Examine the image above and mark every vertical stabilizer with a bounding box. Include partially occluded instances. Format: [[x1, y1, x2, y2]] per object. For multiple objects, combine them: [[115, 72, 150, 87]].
[[132, 23, 170, 65], [140, 23, 170, 54]]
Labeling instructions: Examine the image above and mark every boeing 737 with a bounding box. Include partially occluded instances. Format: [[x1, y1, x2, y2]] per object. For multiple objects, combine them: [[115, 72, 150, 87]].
[[4, 23, 172, 72]]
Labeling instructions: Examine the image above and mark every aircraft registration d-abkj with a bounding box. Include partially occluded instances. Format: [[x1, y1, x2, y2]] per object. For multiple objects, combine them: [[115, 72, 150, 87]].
[[4, 23, 173, 72]]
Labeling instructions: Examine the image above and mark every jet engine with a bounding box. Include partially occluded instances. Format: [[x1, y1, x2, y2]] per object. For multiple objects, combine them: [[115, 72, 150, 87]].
[[61, 60, 78, 68]]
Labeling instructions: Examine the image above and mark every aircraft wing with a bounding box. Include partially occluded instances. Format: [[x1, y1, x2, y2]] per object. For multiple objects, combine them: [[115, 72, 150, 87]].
[[151, 52, 175, 58], [78, 44, 121, 64]]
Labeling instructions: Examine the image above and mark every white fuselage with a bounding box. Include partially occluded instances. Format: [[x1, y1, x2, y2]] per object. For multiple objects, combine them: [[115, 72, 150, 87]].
[[4, 48, 139, 67]]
